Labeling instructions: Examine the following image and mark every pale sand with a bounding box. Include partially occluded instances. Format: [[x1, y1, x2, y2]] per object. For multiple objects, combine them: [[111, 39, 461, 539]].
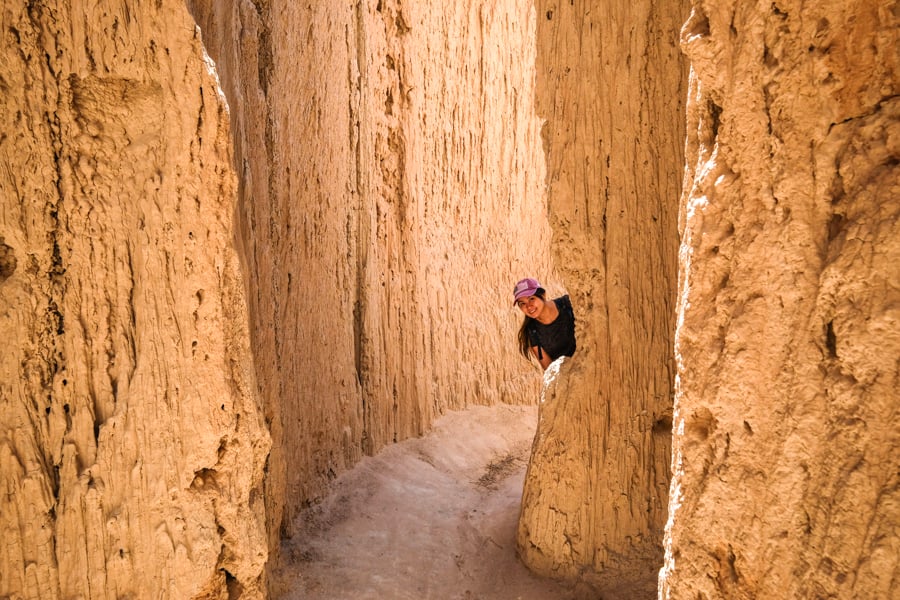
[[273, 404, 585, 599]]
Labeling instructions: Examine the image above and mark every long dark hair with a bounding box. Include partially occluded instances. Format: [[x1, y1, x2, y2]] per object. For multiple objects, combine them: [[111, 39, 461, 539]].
[[516, 288, 546, 359]]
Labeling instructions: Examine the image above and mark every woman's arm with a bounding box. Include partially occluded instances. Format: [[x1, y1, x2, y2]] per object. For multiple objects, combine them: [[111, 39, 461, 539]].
[[531, 346, 552, 370]]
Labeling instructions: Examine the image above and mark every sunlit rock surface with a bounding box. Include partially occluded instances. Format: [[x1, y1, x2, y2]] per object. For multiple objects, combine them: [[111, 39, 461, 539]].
[[661, 1, 899, 598], [187, 2, 555, 569], [517, 0, 689, 596], [7, 1, 891, 598], [0, 1, 269, 598], [2, 1, 557, 597]]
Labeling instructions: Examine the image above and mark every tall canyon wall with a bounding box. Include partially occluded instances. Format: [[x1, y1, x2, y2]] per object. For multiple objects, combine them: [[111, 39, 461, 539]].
[[661, 1, 899, 598], [517, 0, 689, 596], [0, 1, 270, 598], [7, 1, 893, 599], [187, 0, 554, 556], [2, 1, 557, 598]]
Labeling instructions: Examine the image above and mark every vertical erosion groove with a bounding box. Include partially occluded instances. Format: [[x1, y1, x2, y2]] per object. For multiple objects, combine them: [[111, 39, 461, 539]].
[[0, 240, 17, 282]]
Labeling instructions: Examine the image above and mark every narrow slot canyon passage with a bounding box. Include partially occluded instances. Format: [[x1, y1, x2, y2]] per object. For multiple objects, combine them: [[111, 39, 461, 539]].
[[271, 405, 588, 600], [1, 1, 684, 597], [1, 2, 895, 600]]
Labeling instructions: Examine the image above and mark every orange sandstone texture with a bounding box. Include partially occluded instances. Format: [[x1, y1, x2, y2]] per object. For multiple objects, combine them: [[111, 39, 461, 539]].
[[2, 1, 555, 596], [517, 0, 689, 596], [0, 1, 269, 599], [662, 1, 899, 598], [188, 0, 556, 568], [3, 1, 555, 597]]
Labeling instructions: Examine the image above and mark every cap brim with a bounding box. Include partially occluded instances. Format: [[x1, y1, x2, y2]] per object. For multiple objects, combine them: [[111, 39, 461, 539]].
[[513, 288, 539, 305]]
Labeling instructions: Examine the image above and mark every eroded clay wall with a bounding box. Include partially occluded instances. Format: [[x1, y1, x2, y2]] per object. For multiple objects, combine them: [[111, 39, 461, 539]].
[[517, 0, 689, 596], [0, 1, 269, 598], [187, 0, 553, 555], [662, 1, 899, 598], [2, 1, 554, 595]]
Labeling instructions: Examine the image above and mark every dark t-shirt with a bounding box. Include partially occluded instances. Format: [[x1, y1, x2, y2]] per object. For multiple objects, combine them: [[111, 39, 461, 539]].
[[526, 295, 576, 360]]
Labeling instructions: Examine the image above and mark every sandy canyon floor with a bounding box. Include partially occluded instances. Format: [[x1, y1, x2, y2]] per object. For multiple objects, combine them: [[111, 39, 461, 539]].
[[271, 404, 590, 600]]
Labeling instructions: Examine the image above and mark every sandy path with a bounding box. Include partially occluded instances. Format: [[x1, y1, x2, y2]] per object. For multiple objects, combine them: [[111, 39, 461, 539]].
[[272, 404, 581, 600]]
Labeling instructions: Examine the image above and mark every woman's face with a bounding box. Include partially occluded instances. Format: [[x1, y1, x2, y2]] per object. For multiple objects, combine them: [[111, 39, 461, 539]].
[[516, 295, 544, 319]]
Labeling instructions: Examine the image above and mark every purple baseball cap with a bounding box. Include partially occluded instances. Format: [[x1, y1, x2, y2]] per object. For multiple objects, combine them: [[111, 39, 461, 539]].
[[512, 278, 542, 305]]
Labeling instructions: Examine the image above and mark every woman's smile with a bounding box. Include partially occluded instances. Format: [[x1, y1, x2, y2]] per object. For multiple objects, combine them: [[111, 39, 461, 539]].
[[517, 296, 543, 318]]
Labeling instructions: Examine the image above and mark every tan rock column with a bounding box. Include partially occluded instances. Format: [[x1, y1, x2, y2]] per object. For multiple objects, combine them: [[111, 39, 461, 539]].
[[0, 1, 269, 598], [662, 1, 899, 598], [517, 0, 689, 595]]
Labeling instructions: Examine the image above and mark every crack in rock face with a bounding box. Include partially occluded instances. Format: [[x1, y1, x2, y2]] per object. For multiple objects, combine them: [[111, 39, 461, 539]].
[[0, 240, 16, 283]]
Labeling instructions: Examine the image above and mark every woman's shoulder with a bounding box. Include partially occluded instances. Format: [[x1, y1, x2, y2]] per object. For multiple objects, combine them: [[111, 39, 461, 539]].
[[554, 295, 572, 309], [553, 295, 574, 321]]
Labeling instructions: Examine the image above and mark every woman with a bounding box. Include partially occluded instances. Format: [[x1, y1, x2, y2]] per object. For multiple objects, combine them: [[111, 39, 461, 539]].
[[513, 277, 576, 370]]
